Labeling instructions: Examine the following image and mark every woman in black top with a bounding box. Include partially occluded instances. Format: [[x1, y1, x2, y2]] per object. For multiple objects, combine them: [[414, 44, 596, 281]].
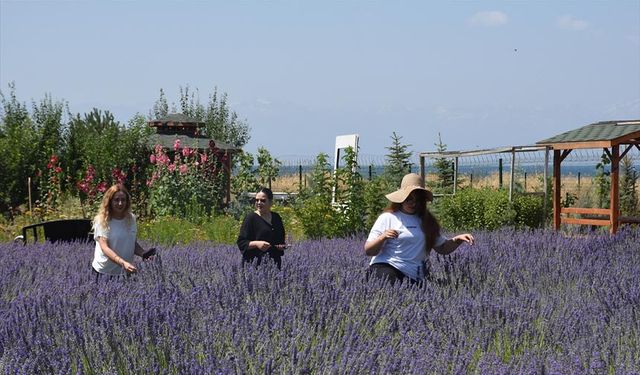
[[237, 187, 287, 268]]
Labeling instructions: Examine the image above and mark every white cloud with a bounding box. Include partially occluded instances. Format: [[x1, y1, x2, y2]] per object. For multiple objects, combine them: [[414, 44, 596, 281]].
[[469, 11, 508, 27], [556, 15, 589, 31]]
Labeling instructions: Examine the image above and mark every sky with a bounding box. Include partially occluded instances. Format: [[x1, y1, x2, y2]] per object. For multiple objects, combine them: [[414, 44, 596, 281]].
[[1, 1, 639, 162]]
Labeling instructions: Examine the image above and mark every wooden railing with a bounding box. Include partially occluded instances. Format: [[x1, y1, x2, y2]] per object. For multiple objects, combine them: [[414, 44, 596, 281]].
[[560, 207, 640, 226]]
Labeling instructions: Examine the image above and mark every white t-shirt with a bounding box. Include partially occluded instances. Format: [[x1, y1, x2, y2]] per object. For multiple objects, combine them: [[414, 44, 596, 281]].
[[92, 215, 137, 275], [367, 211, 447, 280]]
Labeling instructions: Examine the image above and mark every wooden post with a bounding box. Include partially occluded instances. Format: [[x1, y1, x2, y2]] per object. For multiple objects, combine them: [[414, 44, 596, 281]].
[[453, 157, 458, 195], [524, 172, 527, 191], [470, 173, 473, 188], [28, 177, 33, 215], [298, 165, 303, 192], [498, 158, 503, 189], [577, 172, 581, 187], [509, 149, 515, 201], [610, 145, 620, 234], [543, 147, 549, 227], [553, 149, 562, 230], [225, 153, 232, 206], [368, 165, 372, 180], [420, 155, 425, 181]]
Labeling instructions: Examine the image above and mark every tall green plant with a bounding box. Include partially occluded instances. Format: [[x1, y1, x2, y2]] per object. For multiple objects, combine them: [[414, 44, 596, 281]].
[[594, 151, 611, 209], [151, 85, 250, 149], [256, 147, 281, 189], [294, 153, 334, 239], [334, 146, 366, 236], [432, 133, 454, 193], [232, 151, 260, 195], [620, 155, 638, 216], [0, 83, 37, 213], [383, 132, 412, 187]]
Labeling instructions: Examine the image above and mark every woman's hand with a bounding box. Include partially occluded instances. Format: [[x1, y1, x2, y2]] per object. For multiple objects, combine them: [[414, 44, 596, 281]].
[[121, 260, 137, 273], [452, 233, 474, 245], [381, 229, 399, 240], [256, 241, 271, 251]]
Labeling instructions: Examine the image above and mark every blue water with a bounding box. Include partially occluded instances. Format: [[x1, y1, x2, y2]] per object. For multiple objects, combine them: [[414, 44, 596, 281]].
[[277, 163, 605, 178]]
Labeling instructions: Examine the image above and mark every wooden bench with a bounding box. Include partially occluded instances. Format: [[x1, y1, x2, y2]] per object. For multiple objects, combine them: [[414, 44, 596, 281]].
[[20, 219, 93, 245]]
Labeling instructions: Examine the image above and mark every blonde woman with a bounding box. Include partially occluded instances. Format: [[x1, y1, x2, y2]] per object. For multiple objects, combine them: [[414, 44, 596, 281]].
[[92, 184, 152, 279]]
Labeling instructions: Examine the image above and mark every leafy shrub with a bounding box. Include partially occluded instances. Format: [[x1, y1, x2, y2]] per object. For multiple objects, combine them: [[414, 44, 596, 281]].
[[433, 188, 545, 231], [512, 193, 545, 228]]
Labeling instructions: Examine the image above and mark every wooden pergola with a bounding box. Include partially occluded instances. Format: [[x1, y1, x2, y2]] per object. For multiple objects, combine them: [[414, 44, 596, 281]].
[[148, 113, 240, 206], [536, 120, 640, 234]]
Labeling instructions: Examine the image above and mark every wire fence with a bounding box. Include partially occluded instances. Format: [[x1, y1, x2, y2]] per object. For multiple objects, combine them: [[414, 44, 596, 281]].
[[273, 147, 640, 179]]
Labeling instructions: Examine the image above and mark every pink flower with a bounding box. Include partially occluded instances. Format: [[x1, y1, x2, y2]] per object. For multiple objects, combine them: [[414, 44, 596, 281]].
[[168, 163, 176, 172], [97, 182, 107, 193], [173, 139, 182, 151], [77, 181, 88, 193], [200, 153, 208, 164], [182, 146, 192, 158], [150, 154, 156, 164], [54, 167, 62, 173], [154, 144, 163, 154], [179, 164, 188, 175]]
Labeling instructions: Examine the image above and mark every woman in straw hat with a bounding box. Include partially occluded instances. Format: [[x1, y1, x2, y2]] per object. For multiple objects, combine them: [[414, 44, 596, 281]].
[[364, 173, 474, 285]]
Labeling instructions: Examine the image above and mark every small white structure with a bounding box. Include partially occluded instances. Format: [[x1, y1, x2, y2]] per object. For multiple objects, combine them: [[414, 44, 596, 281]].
[[332, 134, 359, 203]]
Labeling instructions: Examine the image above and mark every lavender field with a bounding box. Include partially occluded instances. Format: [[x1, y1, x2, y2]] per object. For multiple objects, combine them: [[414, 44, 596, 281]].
[[1, 228, 639, 374]]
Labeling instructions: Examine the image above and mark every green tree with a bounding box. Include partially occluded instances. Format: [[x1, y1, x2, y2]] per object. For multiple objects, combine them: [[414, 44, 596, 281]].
[[0, 82, 39, 213], [294, 153, 335, 239], [334, 146, 366, 236], [431, 133, 454, 193], [150, 88, 169, 119], [62, 109, 152, 192], [620, 155, 638, 216], [151, 85, 251, 148], [363, 176, 391, 230], [594, 151, 611, 209], [256, 147, 281, 189], [383, 132, 413, 187], [232, 151, 260, 195]]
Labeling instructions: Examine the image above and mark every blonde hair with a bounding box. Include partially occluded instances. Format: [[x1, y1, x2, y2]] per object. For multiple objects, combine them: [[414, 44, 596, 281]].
[[93, 184, 133, 231]]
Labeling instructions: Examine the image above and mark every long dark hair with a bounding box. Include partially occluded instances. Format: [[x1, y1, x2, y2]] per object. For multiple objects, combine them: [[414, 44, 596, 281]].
[[383, 190, 441, 251]]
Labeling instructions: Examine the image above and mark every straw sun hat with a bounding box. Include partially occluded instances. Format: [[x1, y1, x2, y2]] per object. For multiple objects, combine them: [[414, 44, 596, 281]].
[[385, 173, 434, 203]]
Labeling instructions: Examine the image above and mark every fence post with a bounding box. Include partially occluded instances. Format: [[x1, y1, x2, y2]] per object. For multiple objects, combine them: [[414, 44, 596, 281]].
[[470, 173, 473, 189], [524, 172, 527, 191], [299, 165, 303, 192], [577, 172, 581, 187], [499, 158, 503, 189], [369, 165, 372, 180]]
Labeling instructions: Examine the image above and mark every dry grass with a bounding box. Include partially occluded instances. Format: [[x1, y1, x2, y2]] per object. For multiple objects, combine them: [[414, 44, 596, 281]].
[[272, 171, 639, 209]]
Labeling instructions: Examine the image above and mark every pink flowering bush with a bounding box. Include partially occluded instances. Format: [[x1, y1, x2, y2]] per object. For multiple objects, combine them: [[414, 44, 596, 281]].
[[76, 164, 108, 215], [34, 154, 64, 218], [147, 140, 227, 218]]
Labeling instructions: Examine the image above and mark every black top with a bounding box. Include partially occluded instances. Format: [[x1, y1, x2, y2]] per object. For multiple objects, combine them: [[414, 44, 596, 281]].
[[237, 211, 286, 266]]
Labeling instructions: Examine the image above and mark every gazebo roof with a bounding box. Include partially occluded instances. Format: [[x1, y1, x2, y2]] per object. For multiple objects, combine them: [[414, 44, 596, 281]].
[[536, 120, 640, 149], [148, 134, 239, 153], [149, 113, 204, 127]]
